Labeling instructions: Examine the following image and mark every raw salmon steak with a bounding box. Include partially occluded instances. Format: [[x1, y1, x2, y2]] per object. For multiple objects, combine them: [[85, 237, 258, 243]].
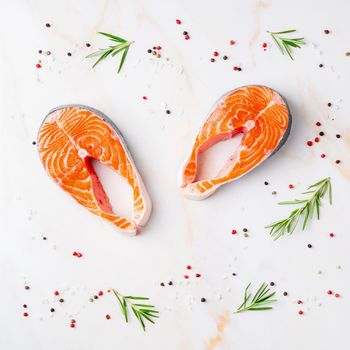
[[181, 85, 291, 200], [37, 105, 151, 234]]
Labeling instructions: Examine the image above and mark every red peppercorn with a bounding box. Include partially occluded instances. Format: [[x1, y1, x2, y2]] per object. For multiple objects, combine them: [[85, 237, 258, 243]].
[[233, 66, 238, 71], [307, 141, 313, 146], [36, 63, 41, 68], [195, 273, 201, 278], [156, 46, 161, 50], [210, 58, 215, 62], [106, 314, 111, 320], [73, 252, 78, 256], [229, 40, 235, 45], [142, 96, 148, 100], [23, 312, 29, 317], [184, 275, 189, 279], [298, 310, 304, 315], [297, 300, 303, 304], [213, 51, 219, 57], [98, 291, 103, 296], [321, 153, 326, 158], [54, 291, 59, 296], [314, 137, 320, 143], [289, 184, 294, 189], [184, 34, 190, 40], [70, 323, 75, 328], [232, 229, 237, 235], [335, 293, 340, 298], [262, 42, 267, 48], [176, 19, 181, 24], [327, 290, 333, 295], [329, 233, 334, 237], [186, 265, 191, 270], [316, 122, 321, 126]]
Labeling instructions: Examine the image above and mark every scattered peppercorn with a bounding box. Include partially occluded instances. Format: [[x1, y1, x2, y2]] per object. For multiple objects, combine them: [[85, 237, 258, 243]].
[[195, 273, 201, 278], [86, 43, 91, 47], [243, 233, 249, 237], [232, 273, 236, 276], [319, 64, 323, 68], [156, 53, 161, 58], [183, 31, 188, 35], [327, 102, 332, 107], [176, 19, 181, 25], [243, 228, 248, 232], [307, 140, 313, 146], [335, 160, 341, 164], [67, 52, 72, 56], [319, 131, 324, 136], [335, 293, 340, 298], [94, 295, 98, 299], [346, 52, 350, 56], [98, 291, 103, 296], [324, 29, 330, 34], [106, 314, 111, 320], [89, 298, 94, 302], [272, 191, 277, 195], [152, 51, 156, 55], [321, 154, 326, 158], [262, 42, 267, 48], [45, 51, 51, 56], [184, 275, 189, 279], [45, 23, 51, 28], [298, 310, 304, 315], [336, 134, 341, 138], [329, 233, 334, 237], [233, 66, 238, 71], [156, 46, 161, 50], [147, 49, 152, 53], [59, 298, 64, 303], [184, 34, 190, 40], [71, 319, 76, 324], [32, 141, 36, 145], [297, 300, 303, 304], [270, 282, 275, 286], [38, 50, 42, 54], [166, 110, 171, 114], [213, 51, 219, 57], [200, 298, 206, 303], [36, 63, 41, 69], [187, 265, 192, 270], [237, 67, 242, 71], [231, 229, 237, 235], [223, 55, 228, 60], [23, 312, 29, 317], [168, 281, 173, 286], [54, 291, 59, 296], [327, 290, 333, 295], [210, 58, 215, 62], [283, 292, 288, 296], [142, 96, 148, 100], [307, 244, 312, 248], [23, 304, 27, 308], [264, 181, 269, 185], [229, 40, 235, 45], [289, 184, 294, 189], [314, 137, 319, 143], [25, 286, 30, 290], [70, 323, 75, 328], [50, 308, 55, 312], [160, 282, 165, 287], [316, 121, 321, 126]]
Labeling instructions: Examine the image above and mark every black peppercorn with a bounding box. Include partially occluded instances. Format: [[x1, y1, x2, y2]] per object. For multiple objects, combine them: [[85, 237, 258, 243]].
[[32, 141, 36, 145], [45, 23, 51, 28], [59, 298, 64, 303], [327, 102, 332, 107], [43, 236, 47, 240], [86, 43, 91, 47], [166, 110, 171, 114], [237, 67, 242, 71], [50, 308, 55, 312], [200, 298, 206, 302], [336, 134, 341, 138], [270, 282, 275, 286], [168, 281, 173, 286], [264, 181, 269, 185], [147, 49, 152, 53], [307, 244, 312, 248], [243, 228, 248, 232], [183, 31, 188, 35], [223, 55, 228, 60], [283, 291, 288, 296], [25, 286, 30, 290], [160, 282, 165, 287], [67, 52, 72, 56], [38, 50, 42, 54], [232, 272, 236, 276], [324, 29, 330, 34], [23, 304, 27, 308], [335, 160, 341, 164], [319, 64, 323, 68], [319, 131, 324, 136], [94, 295, 98, 299]]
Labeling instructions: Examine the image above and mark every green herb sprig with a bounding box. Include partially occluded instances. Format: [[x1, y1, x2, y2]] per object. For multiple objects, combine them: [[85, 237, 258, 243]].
[[266, 177, 332, 240], [236, 283, 277, 313], [111, 289, 159, 331], [267, 29, 305, 60], [86, 32, 134, 73]]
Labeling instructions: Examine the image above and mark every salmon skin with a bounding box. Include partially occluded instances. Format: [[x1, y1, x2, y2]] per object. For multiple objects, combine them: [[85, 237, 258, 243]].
[[181, 85, 291, 200], [37, 104, 152, 235]]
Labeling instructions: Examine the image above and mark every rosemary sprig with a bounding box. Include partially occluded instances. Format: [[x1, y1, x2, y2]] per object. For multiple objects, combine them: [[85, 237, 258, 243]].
[[266, 177, 332, 240], [111, 289, 159, 331], [86, 32, 134, 73], [236, 283, 277, 313], [267, 29, 305, 60]]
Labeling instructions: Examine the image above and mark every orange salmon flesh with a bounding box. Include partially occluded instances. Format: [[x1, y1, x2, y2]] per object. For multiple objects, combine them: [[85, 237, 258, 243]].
[[37, 105, 152, 235], [181, 85, 291, 200]]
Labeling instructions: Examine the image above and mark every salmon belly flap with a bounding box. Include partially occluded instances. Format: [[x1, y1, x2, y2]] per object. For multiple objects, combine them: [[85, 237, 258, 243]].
[[181, 85, 291, 200], [37, 105, 152, 235]]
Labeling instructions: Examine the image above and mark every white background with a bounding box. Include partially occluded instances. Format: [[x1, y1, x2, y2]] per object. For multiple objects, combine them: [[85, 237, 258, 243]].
[[0, 0, 350, 349]]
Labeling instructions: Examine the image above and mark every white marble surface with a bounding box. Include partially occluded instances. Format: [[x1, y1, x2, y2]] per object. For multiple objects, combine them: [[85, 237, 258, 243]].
[[1, 0, 350, 349]]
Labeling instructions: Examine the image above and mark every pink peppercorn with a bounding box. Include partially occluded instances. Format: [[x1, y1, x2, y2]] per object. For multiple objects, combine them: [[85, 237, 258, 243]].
[[184, 34, 190, 40], [195, 273, 201, 278], [156, 46, 161, 50], [335, 293, 340, 298], [98, 291, 103, 296], [73, 252, 77, 256], [314, 137, 320, 143], [329, 232, 334, 237], [70, 323, 75, 328], [289, 184, 294, 189], [186, 265, 191, 270], [23, 312, 29, 317], [106, 314, 111, 320], [316, 122, 321, 126], [232, 229, 237, 235], [321, 154, 326, 158], [213, 51, 219, 57], [184, 275, 189, 279], [176, 19, 181, 24], [230, 40, 235, 45], [262, 42, 267, 48], [298, 310, 304, 315], [327, 290, 333, 295], [233, 66, 238, 71], [54, 291, 59, 296], [210, 58, 215, 62], [142, 96, 148, 100], [307, 141, 313, 146], [36, 63, 41, 68], [77, 252, 83, 257], [297, 300, 303, 304]]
